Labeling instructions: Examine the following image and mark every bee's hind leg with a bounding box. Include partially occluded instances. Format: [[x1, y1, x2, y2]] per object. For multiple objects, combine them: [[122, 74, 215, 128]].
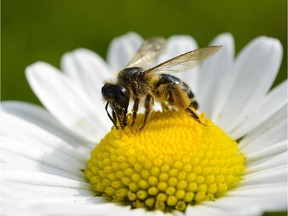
[[185, 107, 200, 121], [185, 106, 205, 126]]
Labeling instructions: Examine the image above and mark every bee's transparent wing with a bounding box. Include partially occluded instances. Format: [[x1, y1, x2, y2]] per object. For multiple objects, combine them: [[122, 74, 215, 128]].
[[126, 37, 167, 69], [144, 46, 222, 74]]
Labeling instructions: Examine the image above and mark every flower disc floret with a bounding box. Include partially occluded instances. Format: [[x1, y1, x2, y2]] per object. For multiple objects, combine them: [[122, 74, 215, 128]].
[[85, 110, 245, 212]]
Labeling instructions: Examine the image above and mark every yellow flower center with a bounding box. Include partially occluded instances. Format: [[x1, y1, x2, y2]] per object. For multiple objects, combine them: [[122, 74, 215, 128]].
[[85, 110, 246, 212]]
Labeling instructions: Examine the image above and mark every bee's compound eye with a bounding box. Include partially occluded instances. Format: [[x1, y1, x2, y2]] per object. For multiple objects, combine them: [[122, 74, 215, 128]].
[[116, 87, 129, 108], [119, 88, 127, 97], [101, 84, 113, 99]]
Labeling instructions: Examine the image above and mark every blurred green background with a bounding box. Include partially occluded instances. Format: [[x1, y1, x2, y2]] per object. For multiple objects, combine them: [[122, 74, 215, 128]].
[[2, 0, 287, 105], [1, 0, 287, 215]]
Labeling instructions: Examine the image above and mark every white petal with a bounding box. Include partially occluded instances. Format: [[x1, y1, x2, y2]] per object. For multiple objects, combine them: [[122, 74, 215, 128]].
[[233, 183, 287, 194], [2, 171, 90, 189], [230, 80, 288, 138], [197, 33, 234, 118], [246, 141, 287, 162], [195, 183, 287, 215], [186, 205, 234, 216], [1, 113, 86, 171], [245, 152, 287, 174], [4, 196, 107, 206], [186, 200, 264, 216], [241, 166, 286, 185], [216, 37, 283, 131], [2, 196, 111, 216], [239, 105, 287, 153], [2, 172, 92, 201], [0, 137, 85, 181], [3, 200, 135, 216], [26, 62, 110, 142], [202, 196, 285, 216], [61, 48, 111, 108], [158, 35, 198, 90], [107, 32, 143, 70], [0, 150, 83, 182], [1, 101, 93, 153]]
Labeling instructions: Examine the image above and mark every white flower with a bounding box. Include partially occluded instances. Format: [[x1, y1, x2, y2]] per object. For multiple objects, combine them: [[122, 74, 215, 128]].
[[1, 32, 287, 216]]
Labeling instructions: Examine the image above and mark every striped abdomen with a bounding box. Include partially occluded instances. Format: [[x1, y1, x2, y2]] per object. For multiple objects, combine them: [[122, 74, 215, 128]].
[[153, 74, 199, 110]]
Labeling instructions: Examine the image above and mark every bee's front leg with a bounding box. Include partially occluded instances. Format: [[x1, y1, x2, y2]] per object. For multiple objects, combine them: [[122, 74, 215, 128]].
[[105, 101, 119, 129], [139, 94, 154, 132]]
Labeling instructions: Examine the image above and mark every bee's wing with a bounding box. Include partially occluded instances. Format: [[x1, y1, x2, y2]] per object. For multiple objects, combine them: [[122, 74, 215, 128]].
[[126, 37, 167, 69], [144, 46, 222, 75]]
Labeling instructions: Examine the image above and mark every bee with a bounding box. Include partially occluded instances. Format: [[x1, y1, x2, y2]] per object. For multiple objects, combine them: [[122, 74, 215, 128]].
[[102, 37, 222, 131]]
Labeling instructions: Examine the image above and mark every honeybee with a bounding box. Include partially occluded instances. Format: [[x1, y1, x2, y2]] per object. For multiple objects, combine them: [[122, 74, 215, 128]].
[[102, 37, 222, 131]]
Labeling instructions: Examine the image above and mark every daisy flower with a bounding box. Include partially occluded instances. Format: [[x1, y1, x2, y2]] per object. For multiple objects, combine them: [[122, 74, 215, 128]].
[[1, 32, 287, 216]]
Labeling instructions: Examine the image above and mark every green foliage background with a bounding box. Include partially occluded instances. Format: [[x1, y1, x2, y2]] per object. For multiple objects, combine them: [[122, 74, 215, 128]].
[[2, 0, 287, 105], [1, 0, 287, 215]]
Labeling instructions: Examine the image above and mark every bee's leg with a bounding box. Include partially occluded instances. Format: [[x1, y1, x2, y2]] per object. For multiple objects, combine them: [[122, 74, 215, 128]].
[[112, 110, 120, 129], [122, 108, 128, 128], [131, 98, 140, 126], [139, 94, 154, 132], [105, 102, 118, 129], [161, 102, 170, 111], [185, 107, 200, 122], [168, 85, 204, 125], [185, 106, 206, 126]]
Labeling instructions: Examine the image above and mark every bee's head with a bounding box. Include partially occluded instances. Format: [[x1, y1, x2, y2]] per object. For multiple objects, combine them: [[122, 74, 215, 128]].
[[102, 83, 130, 109], [102, 83, 130, 128]]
